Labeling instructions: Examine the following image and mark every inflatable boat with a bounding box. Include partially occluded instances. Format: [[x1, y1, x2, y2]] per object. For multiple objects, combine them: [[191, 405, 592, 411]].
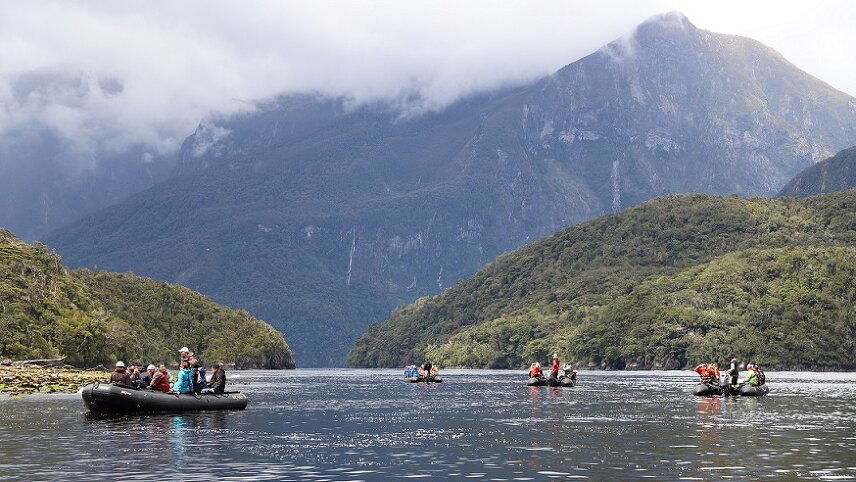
[[693, 382, 723, 396], [528, 377, 575, 387], [81, 383, 248, 413], [693, 382, 769, 397], [738, 384, 770, 397], [405, 376, 443, 383]]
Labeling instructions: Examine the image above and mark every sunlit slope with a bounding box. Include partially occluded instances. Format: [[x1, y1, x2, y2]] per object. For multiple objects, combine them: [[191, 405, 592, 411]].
[[348, 191, 856, 369]]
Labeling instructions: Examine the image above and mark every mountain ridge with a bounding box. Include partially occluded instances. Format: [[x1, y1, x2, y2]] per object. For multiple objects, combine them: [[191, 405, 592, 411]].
[[45, 13, 856, 366], [778, 146, 856, 197]]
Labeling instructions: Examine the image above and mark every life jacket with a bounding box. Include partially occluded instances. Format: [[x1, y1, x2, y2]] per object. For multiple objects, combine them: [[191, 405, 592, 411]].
[[529, 367, 543, 378]]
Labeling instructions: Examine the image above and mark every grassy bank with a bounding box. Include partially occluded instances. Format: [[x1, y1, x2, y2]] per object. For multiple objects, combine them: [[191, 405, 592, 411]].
[[0, 366, 109, 396]]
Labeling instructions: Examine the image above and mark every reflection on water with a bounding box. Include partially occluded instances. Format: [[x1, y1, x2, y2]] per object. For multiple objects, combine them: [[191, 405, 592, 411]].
[[1, 370, 855, 480]]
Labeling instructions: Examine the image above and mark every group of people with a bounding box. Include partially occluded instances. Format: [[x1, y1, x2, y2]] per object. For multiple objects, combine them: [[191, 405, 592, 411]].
[[417, 361, 439, 379], [694, 356, 766, 388], [109, 346, 227, 394], [528, 354, 576, 383]]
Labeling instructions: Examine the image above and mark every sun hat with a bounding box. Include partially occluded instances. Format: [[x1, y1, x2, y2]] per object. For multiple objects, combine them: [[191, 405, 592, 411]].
[[179, 346, 190, 353], [147, 364, 156, 370], [115, 361, 126, 368]]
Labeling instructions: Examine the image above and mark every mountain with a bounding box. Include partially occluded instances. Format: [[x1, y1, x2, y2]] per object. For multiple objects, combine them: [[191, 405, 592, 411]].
[[0, 228, 294, 368], [45, 13, 856, 366], [778, 146, 856, 197], [0, 69, 177, 240], [348, 191, 856, 370]]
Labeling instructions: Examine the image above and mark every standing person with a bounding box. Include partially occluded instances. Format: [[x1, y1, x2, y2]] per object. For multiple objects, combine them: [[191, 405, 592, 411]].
[[150, 364, 171, 393], [727, 356, 740, 387], [110, 361, 132, 386], [189, 356, 201, 393], [550, 354, 560, 381], [179, 347, 190, 365], [204, 363, 226, 394], [139, 364, 156, 388]]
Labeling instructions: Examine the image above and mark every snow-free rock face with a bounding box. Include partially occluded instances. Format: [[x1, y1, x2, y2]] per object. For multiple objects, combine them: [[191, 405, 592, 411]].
[[47, 13, 856, 366], [778, 146, 856, 197]]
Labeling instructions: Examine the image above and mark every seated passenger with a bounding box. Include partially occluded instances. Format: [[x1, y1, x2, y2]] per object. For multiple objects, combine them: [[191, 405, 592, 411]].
[[139, 364, 156, 388], [561, 363, 577, 382], [128, 362, 142, 387], [754, 364, 766, 385], [150, 365, 171, 393], [694, 363, 715, 383], [743, 362, 761, 386], [110, 361, 133, 386], [417, 364, 427, 378], [189, 358, 207, 394], [203, 363, 226, 394], [173, 359, 194, 394], [529, 362, 544, 379], [429, 365, 439, 378], [423, 360, 433, 378]]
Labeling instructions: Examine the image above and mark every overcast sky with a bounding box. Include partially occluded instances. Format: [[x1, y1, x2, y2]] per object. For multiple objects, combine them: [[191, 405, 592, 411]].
[[1, 0, 854, 165]]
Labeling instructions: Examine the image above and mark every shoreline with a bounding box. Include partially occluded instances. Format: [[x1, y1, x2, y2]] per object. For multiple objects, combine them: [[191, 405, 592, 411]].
[[0, 366, 109, 396]]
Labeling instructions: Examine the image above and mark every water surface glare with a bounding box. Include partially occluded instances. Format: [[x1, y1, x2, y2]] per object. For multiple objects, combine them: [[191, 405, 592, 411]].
[[1, 369, 855, 480]]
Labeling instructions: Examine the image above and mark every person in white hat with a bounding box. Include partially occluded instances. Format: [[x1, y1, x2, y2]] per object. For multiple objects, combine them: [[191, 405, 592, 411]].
[[139, 364, 157, 388], [110, 361, 132, 386], [179, 346, 190, 365]]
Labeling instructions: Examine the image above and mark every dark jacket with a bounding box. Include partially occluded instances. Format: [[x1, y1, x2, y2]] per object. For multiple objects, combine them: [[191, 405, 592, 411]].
[[209, 369, 226, 393], [139, 372, 153, 389], [110, 368, 132, 386]]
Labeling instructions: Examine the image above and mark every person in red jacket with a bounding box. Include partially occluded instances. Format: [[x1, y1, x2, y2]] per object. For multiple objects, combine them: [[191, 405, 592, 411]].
[[528, 362, 544, 379], [150, 364, 171, 393], [549, 354, 561, 381], [694, 363, 719, 383]]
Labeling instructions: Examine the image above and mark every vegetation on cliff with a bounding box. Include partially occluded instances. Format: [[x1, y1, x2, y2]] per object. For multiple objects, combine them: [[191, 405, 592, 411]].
[[0, 229, 295, 368], [348, 191, 856, 370], [778, 146, 856, 197]]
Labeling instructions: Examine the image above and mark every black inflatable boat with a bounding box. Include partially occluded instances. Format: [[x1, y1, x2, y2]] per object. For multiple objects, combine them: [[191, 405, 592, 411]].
[[738, 384, 770, 397], [81, 383, 248, 413], [693, 382, 723, 396], [405, 376, 443, 383], [528, 377, 575, 387], [693, 382, 769, 397]]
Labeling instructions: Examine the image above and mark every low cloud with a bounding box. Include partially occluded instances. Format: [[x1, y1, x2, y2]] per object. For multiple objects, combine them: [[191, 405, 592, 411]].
[[1, 0, 854, 170]]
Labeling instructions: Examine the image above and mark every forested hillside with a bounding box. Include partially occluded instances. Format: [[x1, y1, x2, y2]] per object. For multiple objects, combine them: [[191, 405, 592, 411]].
[[779, 146, 856, 197], [0, 229, 294, 368], [348, 191, 856, 370], [47, 13, 856, 366]]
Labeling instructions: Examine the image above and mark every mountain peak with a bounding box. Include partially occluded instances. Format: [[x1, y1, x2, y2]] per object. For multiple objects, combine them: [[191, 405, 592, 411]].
[[637, 11, 695, 32], [633, 11, 698, 43]]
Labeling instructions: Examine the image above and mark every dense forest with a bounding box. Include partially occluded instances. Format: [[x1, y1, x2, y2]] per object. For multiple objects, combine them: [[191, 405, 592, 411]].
[[348, 191, 856, 370], [0, 229, 294, 368]]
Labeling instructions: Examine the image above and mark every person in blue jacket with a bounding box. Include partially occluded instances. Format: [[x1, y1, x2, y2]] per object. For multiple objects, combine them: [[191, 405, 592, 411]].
[[173, 359, 193, 394]]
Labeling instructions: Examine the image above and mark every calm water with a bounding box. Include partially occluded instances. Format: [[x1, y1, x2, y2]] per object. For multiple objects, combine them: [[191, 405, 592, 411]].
[[1, 369, 855, 481]]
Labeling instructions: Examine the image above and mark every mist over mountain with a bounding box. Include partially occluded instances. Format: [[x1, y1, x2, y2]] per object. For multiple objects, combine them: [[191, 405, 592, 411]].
[[46, 13, 856, 366], [778, 146, 856, 197]]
